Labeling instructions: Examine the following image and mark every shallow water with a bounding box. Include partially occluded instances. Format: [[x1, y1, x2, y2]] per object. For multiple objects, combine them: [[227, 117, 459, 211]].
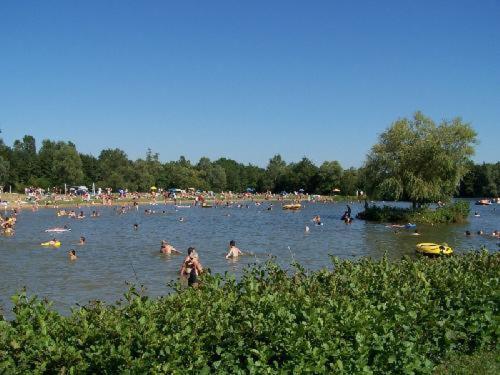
[[0, 199, 498, 316]]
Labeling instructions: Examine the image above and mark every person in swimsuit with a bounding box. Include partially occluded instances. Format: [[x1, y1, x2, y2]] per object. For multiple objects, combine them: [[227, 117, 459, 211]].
[[225, 240, 244, 259], [68, 249, 77, 260], [79, 236, 86, 245], [160, 240, 181, 255], [180, 247, 203, 287]]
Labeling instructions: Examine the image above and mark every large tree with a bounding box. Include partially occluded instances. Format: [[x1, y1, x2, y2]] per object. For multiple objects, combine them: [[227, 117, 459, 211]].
[[364, 111, 477, 207], [316, 161, 343, 195], [51, 142, 84, 186], [10, 135, 39, 185]]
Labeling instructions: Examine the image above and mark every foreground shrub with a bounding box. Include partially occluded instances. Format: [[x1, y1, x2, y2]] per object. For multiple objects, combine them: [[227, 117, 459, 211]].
[[357, 201, 470, 224], [0, 251, 498, 373]]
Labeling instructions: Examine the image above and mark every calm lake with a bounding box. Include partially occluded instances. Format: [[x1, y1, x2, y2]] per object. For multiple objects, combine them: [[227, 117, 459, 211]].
[[1, 199, 498, 316]]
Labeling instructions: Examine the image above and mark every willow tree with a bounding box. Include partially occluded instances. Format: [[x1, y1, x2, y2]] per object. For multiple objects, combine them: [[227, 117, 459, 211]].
[[363, 111, 477, 208]]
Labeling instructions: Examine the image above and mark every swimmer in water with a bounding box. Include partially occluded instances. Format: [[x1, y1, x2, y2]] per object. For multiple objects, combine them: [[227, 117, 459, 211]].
[[225, 240, 244, 259], [411, 229, 421, 236], [179, 217, 185, 222], [160, 240, 181, 255], [79, 236, 86, 245], [68, 249, 77, 261], [312, 215, 322, 225], [133, 223, 139, 230], [465, 230, 471, 236]]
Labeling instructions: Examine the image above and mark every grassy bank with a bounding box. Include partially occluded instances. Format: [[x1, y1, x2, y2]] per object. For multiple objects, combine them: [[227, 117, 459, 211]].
[[357, 201, 470, 224], [434, 348, 499, 375], [1, 251, 498, 373]]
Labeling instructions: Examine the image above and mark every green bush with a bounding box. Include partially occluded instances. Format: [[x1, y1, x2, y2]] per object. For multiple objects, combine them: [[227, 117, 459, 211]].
[[358, 201, 470, 224], [0, 251, 498, 373]]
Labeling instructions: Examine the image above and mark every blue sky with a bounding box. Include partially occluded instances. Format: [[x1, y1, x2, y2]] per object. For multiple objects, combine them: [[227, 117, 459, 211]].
[[0, 1, 498, 168]]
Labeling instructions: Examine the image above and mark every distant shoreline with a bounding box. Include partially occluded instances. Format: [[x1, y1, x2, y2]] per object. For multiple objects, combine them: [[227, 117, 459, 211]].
[[1, 192, 364, 211]]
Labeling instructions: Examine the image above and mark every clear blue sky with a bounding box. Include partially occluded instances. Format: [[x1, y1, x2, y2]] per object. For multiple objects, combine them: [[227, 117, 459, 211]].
[[1, 1, 498, 168]]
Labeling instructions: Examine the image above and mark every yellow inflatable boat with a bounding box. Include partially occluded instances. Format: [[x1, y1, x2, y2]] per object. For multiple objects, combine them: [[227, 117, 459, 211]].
[[416, 243, 453, 256], [41, 241, 61, 247], [283, 204, 302, 210]]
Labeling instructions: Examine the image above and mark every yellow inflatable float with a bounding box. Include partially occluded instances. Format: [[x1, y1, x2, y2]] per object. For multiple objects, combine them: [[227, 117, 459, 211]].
[[416, 243, 453, 256], [283, 204, 302, 210], [41, 241, 61, 247]]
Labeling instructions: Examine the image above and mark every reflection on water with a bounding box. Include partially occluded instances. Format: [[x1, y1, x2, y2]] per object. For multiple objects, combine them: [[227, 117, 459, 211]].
[[0, 199, 498, 316]]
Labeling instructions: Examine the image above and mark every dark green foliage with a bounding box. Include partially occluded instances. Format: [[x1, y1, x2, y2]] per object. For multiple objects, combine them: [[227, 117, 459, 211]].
[[363, 112, 477, 207], [358, 201, 470, 224], [459, 162, 500, 198], [1, 252, 498, 373], [0, 127, 495, 196], [0, 135, 362, 194]]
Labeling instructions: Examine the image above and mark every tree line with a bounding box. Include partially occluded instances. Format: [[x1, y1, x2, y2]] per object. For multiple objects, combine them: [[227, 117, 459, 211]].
[[0, 135, 359, 194], [0, 112, 497, 197]]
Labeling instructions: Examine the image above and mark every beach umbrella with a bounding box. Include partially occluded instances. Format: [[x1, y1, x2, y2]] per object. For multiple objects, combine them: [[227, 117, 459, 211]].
[[332, 188, 341, 194], [150, 186, 157, 190]]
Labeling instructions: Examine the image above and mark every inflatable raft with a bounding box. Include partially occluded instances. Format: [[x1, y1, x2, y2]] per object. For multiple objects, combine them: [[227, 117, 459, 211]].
[[41, 241, 61, 247], [283, 204, 302, 210], [416, 243, 453, 256]]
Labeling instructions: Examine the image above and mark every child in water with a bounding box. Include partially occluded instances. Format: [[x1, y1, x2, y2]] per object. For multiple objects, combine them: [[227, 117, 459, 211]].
[[226, 240, 244, 259], [68, 249, 77, 260]]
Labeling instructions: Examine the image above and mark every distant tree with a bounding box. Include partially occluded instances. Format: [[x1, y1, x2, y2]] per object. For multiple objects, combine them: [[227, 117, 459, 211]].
[[340, 167, 359, 196], [0, 156, 9, 185], [214, 158, 244, 192], [51, 142, 84, 186], [364, 112, 477, 207], [290, 157, 319, 193], [207, 164, 227, 192], [80, 154, 100, 186], [97, 149, 132, 190], [10, 135, 39, 184], [316, 161, 343, 195], [38, 140, 58, 182], [241, 164, 265, 192], [0, 138, 10, 186], [196, 157, 212, 172], [266, 154, 287, 191]]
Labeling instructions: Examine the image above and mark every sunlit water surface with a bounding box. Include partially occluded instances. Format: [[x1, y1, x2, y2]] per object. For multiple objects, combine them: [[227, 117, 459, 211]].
[[1, 199, 498, 316]]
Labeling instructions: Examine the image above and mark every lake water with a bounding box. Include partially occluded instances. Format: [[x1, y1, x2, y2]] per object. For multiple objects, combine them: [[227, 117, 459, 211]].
[[1, 199, 498, 316]]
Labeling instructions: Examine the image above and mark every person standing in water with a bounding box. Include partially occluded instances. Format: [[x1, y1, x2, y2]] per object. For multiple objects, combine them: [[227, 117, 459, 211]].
[[225, 240, 244, 259], [180, 247, 203, 287]]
